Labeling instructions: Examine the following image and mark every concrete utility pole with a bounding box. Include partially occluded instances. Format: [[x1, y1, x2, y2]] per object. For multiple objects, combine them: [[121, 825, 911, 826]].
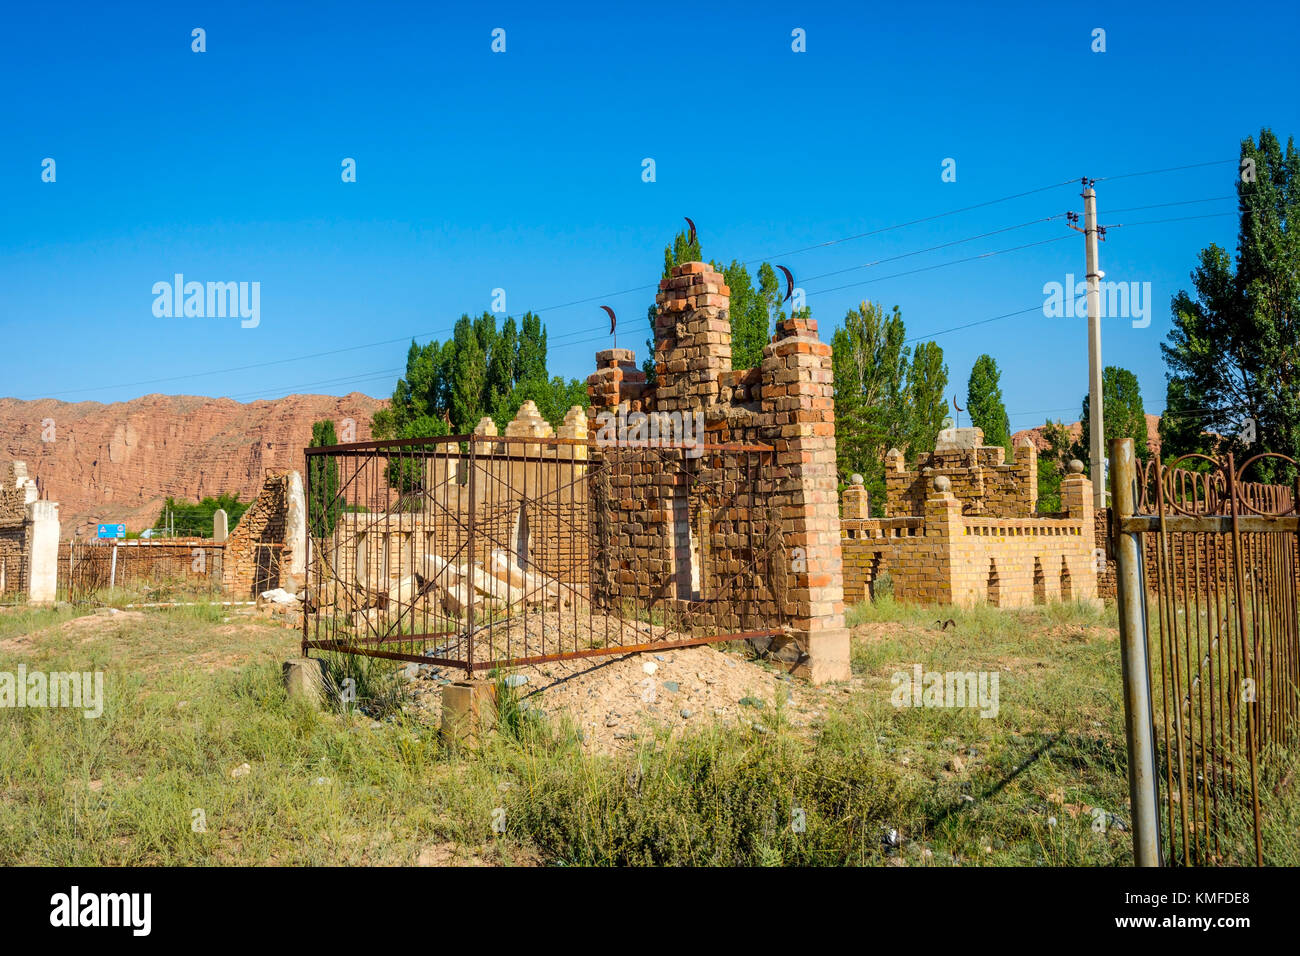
[[1070, 180, 1106, 509]]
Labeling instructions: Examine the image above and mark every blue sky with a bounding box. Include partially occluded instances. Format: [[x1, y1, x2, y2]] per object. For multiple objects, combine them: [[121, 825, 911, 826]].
[[3, 0, 1298, 433]]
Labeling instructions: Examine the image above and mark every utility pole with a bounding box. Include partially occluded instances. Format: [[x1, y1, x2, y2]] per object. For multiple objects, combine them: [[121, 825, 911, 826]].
[[1068, 179, 1107, 509]]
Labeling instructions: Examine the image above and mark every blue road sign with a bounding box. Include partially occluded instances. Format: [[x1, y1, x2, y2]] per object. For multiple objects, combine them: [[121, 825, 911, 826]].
[[97, 524, 125, 539]]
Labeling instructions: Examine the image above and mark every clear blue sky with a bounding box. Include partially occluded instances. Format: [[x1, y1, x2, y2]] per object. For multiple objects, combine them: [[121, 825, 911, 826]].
[[3, 0, 1297, 433]]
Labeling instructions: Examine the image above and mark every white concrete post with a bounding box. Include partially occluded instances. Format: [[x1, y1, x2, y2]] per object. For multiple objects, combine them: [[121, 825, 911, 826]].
[[285, 471, 307, 592], [25, 500, 60, 604]]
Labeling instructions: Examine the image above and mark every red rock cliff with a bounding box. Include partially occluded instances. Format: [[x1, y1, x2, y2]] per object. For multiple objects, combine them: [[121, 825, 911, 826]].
[[0, 392, 385, 537]]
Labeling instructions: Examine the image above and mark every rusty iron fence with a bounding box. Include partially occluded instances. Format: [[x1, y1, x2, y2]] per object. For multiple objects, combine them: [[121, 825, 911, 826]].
[[1112, 439, 1300, 866], [58, 539, 227, 603], [302, 433, 782, 675]]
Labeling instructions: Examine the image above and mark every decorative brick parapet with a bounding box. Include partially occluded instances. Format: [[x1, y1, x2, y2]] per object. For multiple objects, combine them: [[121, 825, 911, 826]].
[[1059, 459, 1094, 526], [841, 464, 1099, 608], [587, 348, 647, 416], [886, 429, 1038, 518]]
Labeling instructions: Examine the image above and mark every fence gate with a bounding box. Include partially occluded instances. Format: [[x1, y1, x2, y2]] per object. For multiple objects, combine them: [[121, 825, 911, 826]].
[[302, 433, 782, 676], [1111, 438, 1300, 866]]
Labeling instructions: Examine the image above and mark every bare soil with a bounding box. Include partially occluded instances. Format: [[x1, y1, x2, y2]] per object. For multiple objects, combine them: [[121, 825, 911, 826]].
[[409, 642, 834, 754]]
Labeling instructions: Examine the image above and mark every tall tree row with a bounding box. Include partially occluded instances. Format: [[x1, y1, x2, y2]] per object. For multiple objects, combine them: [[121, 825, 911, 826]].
[[373, 311, 587, 442], [307, 420, 341, 538], [831, 301, 949, 513], [1073, 366, 1150, 471]]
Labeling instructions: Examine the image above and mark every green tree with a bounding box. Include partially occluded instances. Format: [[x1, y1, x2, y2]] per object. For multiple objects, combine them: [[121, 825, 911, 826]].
[[966, 354, 1011, 451], [725, 261, 780, 371], [308, 420, 341, 539], [151, 492, 249, 538], [832, 302, 948, 514], [375, 307, 585, 462], [450, 314, 488, 432], [832, 302, 913, 513], [518, 312, 548, 386], [643, 229, 702, 383], [1073, 366, 1149, 473], [1157, 377, 1218, 463], [1035, 420, 1075, 513], [1161, 129, 1300, 482], [903, 341, 950, 458]]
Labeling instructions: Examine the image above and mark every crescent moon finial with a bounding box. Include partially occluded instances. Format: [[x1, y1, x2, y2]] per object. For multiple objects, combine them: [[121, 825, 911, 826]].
[[776, 265, 794, 303]]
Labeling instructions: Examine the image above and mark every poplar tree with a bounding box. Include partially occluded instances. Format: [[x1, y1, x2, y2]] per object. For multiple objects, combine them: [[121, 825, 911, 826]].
[[1074, 366, 1149, 470], [308, 420, 340, 538], [966, 354, 1011, 451], [1161, 129, 1299, 481]]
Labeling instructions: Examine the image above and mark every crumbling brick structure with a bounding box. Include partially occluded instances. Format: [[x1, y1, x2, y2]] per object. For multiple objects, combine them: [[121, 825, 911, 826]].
[[886, 429, 1038, 518], [585, 261, 850, 682], [840, 429, 1099, 607], [0, 462, 60, 603], [223, 470, 304, 597]]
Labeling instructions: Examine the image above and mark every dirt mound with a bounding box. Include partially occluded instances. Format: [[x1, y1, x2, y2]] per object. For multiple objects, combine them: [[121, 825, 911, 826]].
[[409, 644, 829, 754]]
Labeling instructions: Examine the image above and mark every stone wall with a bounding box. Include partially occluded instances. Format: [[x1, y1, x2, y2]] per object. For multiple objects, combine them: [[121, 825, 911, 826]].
[[0, 462, 31, 598], [1094, 508, 1116, 601]]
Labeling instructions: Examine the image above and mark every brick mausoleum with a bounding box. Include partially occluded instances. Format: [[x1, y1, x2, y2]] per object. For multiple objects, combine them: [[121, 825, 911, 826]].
[[587, 260, 850, 682], [839, 428, 1099, 607]]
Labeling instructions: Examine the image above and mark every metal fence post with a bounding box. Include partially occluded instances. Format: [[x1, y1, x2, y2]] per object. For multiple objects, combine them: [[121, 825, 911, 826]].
[[465, 435, 477, 680], [1110, 437, 1162, 866]]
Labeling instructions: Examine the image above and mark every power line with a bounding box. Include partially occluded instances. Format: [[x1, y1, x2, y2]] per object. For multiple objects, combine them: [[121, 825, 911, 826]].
[[797, 216, 1065, 284], [1106, 195, 1235, 214], [545, 214, 1067, 345], [23, 181, 1088, 401], [903, 306, 1045, 344], [808, 235, 1075, 296], [23, 163, 1243, 402], [37, 333, 452, 399], [552, 207, 1239, 351], [223, 367, 404, 402], [1094, 159, 1237, 183], [1110, 212, 1238, 228]]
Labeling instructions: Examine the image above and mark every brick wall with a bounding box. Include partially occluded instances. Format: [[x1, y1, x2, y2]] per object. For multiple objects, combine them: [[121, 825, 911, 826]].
[[842, 456, 1099, 607], [0, 462, 39, 599], [223, 471, 291, 597], [585, 261, 850, 682], [886, 429, 1038, 518]]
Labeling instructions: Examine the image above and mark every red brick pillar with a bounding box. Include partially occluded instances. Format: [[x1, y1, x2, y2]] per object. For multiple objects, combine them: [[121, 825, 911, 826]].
[[585, 347, 645, 433], [654, 262, 731, 413], [761, 314, 851, 683]]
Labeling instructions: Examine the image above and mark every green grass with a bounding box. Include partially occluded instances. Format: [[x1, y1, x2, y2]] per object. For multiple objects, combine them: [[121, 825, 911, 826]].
[[0, 596, 1293, 866]]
